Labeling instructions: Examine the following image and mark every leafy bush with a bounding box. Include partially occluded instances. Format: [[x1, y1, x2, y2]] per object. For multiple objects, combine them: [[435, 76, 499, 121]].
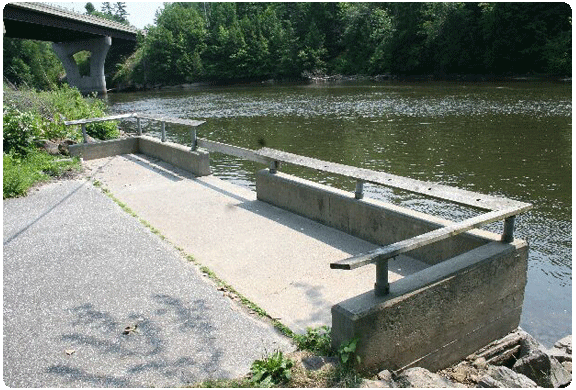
[[293, 326, 333, 356], [3, 86, 119, 145], [3, 106, 42, 155], [3, 85, 110, 199], [250, 350, 294, 386]]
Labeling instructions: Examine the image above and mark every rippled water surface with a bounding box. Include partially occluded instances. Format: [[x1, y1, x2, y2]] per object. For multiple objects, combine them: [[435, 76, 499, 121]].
[[107, 80, 571, 346]]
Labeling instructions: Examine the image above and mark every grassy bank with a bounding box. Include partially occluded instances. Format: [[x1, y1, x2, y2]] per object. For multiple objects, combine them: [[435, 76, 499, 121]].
[[3, 85, 119, 199]]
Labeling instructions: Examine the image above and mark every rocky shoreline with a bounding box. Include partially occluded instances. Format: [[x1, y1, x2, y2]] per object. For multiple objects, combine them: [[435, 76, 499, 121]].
[[356, 328, 572, 388], [284, 328, 571, 388]]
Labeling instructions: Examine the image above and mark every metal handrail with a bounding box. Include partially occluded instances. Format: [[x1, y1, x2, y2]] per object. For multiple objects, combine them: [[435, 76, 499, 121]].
[[66, 113, 532, 296], [64, 113, 205, 148]]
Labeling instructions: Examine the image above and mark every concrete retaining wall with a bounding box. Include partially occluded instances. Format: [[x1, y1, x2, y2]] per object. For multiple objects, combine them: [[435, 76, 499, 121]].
[[137, 136, 211, 176], [256, 169, 498, 265], [68, 136, 211, 177], [69, 138, 138, 160], [331, 240, 528, 372], [256, 169, 528, 372]]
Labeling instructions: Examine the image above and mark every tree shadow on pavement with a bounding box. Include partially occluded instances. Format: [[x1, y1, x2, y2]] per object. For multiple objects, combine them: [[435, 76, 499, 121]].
[[48, 294, 232, 387]]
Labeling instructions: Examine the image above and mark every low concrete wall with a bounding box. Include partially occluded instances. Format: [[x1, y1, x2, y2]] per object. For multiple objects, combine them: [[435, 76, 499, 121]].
[[256, 169, 528, 372], [331, 240, 528, 373], [69, 138, 138, 160], [69, 136, 211, 177], [256, 169, 497, 265], [138, 136, 211, 177]]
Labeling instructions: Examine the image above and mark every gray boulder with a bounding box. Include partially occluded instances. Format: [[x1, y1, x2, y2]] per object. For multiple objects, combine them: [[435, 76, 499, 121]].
[[394, 367, 463, 388], [548, 335, 572, 363], [510, 333, 572, 388], [513, 348, 571, 387], [478, 365, 537, 388]]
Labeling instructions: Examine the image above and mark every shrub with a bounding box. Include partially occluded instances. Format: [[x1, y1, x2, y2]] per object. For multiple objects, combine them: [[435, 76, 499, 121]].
[[4, 86, 120, 148], [3, 106, 42, 155]]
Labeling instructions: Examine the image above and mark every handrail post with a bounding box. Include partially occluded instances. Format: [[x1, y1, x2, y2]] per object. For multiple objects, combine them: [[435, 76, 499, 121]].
[[161, 121, 166, 142], [374, 257, 390, 296], [190, 129, 197, 151], [81, 123, 88, 143], [270, 160, 279, 174], [355, 180, 364, 199], [136, 117, 142, 136], [502, 216, 516, 243]]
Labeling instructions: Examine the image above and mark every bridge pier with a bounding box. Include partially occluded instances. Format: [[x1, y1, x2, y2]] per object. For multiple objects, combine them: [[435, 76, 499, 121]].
[[52, 36, 111, 95]]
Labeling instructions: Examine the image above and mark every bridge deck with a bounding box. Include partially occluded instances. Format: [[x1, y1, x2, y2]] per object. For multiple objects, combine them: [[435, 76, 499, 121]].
[[84, 153, 429, 332]]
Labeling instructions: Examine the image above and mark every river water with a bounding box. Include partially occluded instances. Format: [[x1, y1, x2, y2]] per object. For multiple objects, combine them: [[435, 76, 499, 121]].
[[106, 80, 571, 347]]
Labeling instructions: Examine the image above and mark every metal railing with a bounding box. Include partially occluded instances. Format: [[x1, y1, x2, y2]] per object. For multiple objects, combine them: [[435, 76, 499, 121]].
[[64, 113, 204, 148], [65, 113, 532, 296]]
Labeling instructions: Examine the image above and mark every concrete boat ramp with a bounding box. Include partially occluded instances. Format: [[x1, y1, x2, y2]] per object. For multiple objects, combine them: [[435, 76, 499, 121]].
[[84, 153, 428, 332], [3, 152, 427, 387]]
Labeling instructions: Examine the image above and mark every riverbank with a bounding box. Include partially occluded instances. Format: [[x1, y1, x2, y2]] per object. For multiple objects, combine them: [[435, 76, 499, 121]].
[[111, 73, 571, 93], [2, 85, 122, 199], [248, 328, 572, 388]]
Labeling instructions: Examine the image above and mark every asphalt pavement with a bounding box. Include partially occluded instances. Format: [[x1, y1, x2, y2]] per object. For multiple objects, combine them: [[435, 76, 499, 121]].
[[3, 178, 294, 387]]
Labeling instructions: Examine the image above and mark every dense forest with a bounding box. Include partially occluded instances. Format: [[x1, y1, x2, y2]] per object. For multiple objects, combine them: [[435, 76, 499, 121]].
[[115, 2, 571, 87], [3, 2, 572, 90]]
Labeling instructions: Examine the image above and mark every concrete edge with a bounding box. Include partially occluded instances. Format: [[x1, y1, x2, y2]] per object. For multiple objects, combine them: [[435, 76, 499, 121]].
[[68, 136, 212, 177], [256, 169, 501, 251], [69, 137, 138, 160], [334, 239, 528, 318]]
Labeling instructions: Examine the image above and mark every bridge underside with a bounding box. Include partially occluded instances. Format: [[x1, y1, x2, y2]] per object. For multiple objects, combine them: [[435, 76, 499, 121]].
[[52, 37, 111, 95], [3, 3, 137, 94]]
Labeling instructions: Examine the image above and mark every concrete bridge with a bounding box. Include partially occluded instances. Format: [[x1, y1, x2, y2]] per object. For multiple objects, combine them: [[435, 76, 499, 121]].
[[3, 2, 139, 94], [61, 114, 532, 373]]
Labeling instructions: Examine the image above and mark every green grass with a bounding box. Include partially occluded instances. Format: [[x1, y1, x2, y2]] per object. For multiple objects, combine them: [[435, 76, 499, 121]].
[[3, 151, 81, 199]]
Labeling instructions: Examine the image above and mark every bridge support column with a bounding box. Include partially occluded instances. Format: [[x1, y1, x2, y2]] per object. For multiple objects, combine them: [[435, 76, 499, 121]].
[[52, 36, 111, 95]]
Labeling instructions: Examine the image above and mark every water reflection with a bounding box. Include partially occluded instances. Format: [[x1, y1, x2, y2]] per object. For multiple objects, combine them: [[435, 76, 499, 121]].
[[108, 80, 571, 346]]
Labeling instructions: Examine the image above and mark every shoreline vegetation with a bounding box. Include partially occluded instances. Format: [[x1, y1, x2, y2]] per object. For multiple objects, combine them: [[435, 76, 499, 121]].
[[2, 85, 119, 199], [110, 2, 571, 92], [113, 72, 572, 93]]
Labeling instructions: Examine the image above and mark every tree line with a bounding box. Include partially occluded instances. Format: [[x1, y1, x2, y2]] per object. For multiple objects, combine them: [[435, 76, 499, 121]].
[[115, 2, 571, 87], [3, 2, 571, 91]]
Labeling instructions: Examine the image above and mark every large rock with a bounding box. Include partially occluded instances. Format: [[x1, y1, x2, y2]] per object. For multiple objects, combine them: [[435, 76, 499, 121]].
[[394, 367, 463, 388], [478, 365, 537, 388], [548, 335, 572, 363], [58, 139, 76, 156], [509, 333, 572, 388], [37, 139, 60, 155], [513, 348, 571, 387]]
